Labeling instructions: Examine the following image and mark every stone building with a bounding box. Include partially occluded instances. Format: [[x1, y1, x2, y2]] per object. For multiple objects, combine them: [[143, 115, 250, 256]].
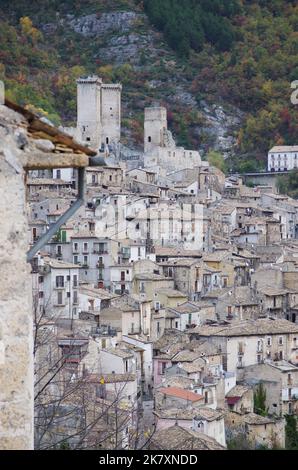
[[188, 318, 298, 376], [154, 407, 226, 447], [76, 76, 122, 150], [32, 255, 80, 320], [242, 360, 298, 416], [268, 145, 298, 172], [143, 107, 202, 173], [225, 411, 285, 449]]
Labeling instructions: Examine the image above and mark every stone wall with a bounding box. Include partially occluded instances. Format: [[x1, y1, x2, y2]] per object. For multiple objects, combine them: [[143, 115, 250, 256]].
[[0, 105, 34, 449]]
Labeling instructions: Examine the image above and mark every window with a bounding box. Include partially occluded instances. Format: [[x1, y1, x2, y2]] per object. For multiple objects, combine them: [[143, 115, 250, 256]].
[[56, 170, 61, 179], [148, 136, 151, 142], [38, 276, 44, 284], [131, 323, 134, 333], [109, 175, 112, 181], [83, 255, 88, 266], [57, 245, 62, 256], [157, 322, 160, 334], [124, 360, 128, 372], [73, 291, 78, 304], [73, 242, 78, 252], [83, 242, 88, 252], [73, 255, 78, 264], [140, 282, 145, 293], [56, 276, 64, 288], [39, 291, 44, 299], [175, 321, 179, 329], [204, 391, 208, 404], [188, 313, 192, 325], [159, 362, 166, 375], [57, 291, 63, 305], [267, 336, 272, 346], [73, 275, 78, 287], [279, 336, 283, 345]]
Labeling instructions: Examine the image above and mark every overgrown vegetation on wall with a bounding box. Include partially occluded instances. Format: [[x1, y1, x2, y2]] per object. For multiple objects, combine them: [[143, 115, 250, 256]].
[[277, 169, 298, 199]]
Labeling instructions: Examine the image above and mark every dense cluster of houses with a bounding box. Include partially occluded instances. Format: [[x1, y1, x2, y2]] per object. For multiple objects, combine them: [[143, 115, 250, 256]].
[[26, 77, 298, 450]]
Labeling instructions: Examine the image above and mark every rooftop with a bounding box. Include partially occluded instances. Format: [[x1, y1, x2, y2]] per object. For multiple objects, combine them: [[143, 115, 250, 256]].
[[158, 386, 203, 403], [150, 425, 225, 450], [189, 318, 298, 337], [87, 373, 136, 383], [243, 413, 276, 425], [269, 145, 298, 153], [226, 384, 251, 398], [103, 347, 134, 359]]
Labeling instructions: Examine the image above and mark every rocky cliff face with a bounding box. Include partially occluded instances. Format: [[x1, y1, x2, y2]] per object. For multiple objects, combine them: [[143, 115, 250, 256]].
[[42, 9, 242, 157]]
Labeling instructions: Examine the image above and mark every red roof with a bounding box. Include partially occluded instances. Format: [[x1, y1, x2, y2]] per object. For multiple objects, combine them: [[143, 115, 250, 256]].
[[226, 396, 240, 405], [159, 386, 203, 402]]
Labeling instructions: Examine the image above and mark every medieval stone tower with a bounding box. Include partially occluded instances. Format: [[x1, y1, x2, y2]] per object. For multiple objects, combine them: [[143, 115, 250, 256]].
[[100, 83, 122, 147], [144, 107, 168, 152], [77, 76, 102, 149], [76, 76, 122, 151]]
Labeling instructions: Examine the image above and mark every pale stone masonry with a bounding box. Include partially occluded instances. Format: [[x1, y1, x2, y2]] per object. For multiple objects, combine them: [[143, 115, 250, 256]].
[[0, 105, 34, 449]]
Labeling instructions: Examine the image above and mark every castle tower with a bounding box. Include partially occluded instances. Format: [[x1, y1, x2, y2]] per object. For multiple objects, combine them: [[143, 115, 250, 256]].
[[100, 83, 122, 147], [76, 76, 102, 149], [144, 107, 167, 153]]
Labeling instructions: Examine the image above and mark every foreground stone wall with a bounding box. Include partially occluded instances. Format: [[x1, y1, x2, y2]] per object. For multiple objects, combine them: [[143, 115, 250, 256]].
[[0, 105, 33, 449]]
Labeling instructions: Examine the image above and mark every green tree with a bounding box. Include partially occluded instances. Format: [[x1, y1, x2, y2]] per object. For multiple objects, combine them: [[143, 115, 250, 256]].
[[207, 150, 227, 173], [253, 383, 268, 417], [285, 415, 298, 450]]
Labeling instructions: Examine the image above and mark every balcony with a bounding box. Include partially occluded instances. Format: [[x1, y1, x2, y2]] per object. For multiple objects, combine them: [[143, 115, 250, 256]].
[[90, 325, 117, 337], [93, 249, 108, 255]]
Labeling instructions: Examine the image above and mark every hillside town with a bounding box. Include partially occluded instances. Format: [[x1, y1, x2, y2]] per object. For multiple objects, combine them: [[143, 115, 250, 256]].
[[1, 75, 298, 451]]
